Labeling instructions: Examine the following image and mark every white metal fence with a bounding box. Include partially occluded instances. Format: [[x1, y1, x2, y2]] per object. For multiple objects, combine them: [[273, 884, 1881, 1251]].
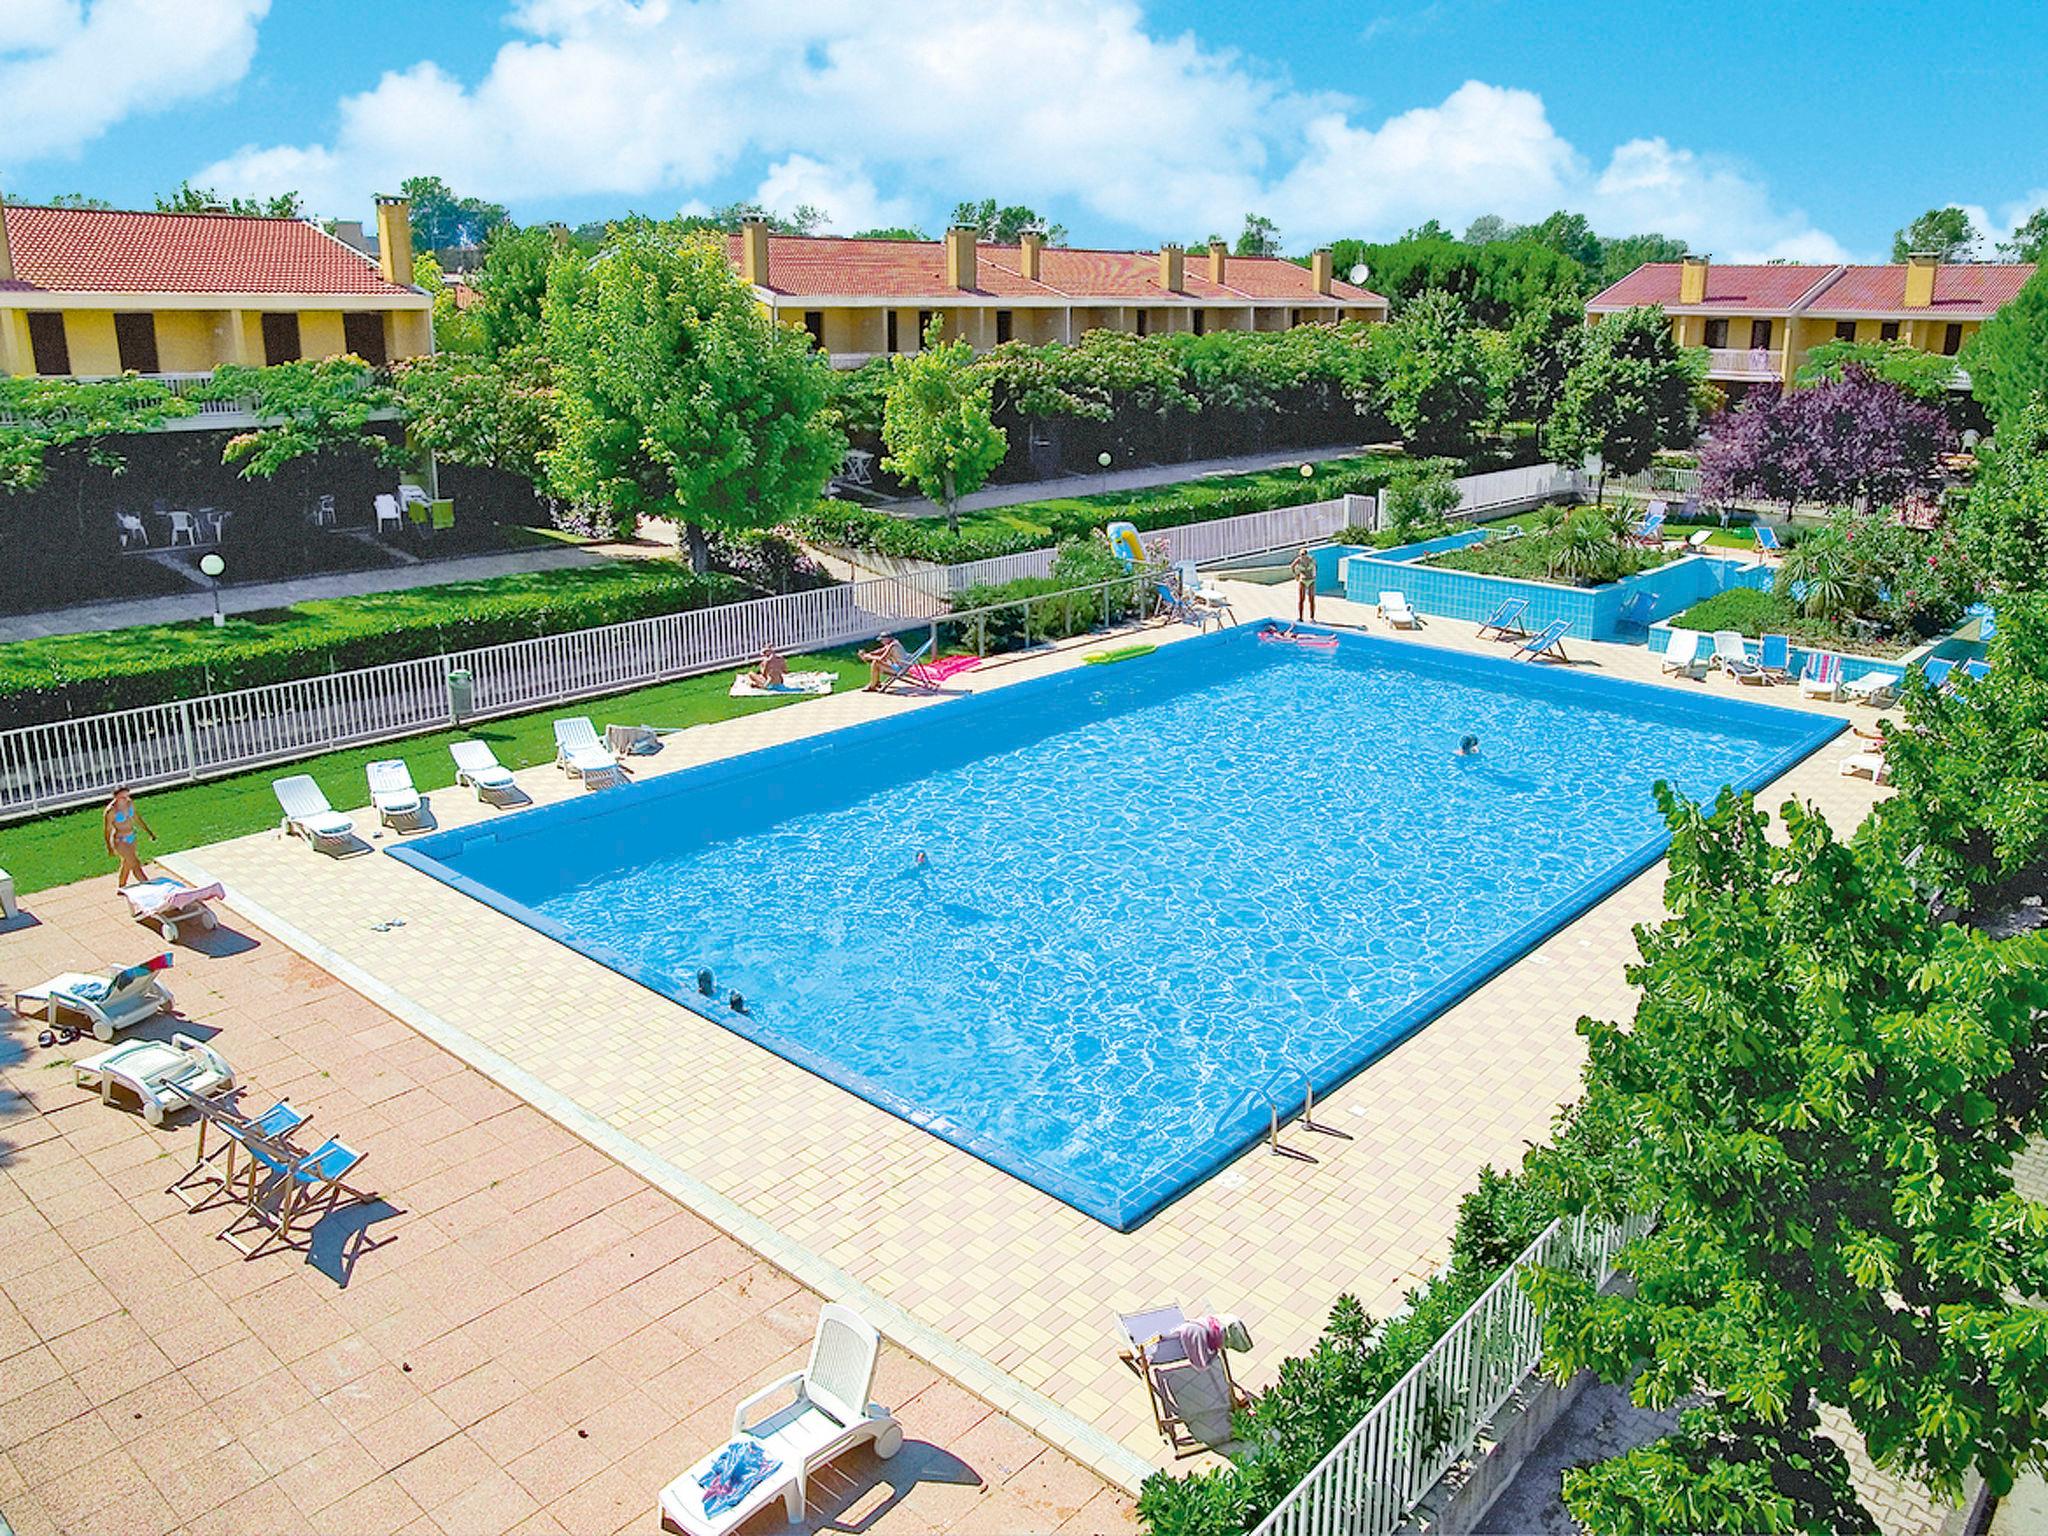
[[1249, 1207, 1654, 1536], [0, 494, 1370, 822], [1449, 463, 1585, 520]]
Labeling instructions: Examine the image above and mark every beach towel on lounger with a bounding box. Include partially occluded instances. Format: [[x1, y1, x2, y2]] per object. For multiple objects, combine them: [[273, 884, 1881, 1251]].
[[698, 1440, 781, 1518]]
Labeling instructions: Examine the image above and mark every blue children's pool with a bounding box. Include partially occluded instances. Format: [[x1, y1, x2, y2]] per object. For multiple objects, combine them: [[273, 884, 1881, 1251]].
[[392, 626, 1842, 1229]]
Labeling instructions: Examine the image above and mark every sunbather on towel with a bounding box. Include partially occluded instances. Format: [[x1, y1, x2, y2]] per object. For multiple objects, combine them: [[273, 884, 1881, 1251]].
[[860, 636, 906, 691], [746, 644, 788, 690]]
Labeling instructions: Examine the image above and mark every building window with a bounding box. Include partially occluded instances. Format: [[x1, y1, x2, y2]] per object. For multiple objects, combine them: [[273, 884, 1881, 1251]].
[[1192, 310, 1206, 337], [886, 310, 899, 353], [343, 311, 388, 367], [995, 310, 1013, 344], [1835, 320, 1858, 342], [1135, 310, 1148, 336], [260, 312, 302, 365], [1290, 308, 1303, 328], [1749, 318, 1773, 350], [113, 313, 160, 374], [26, 313, 69, 375], [1880, 321, 1900, 342], [802, 311, 825, 348], [1703, 318, 1730, 349], [1942, 323, 1964, 357]]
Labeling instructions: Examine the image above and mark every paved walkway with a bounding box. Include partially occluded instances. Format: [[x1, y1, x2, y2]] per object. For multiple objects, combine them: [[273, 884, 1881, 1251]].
[[884, 442, 1384, 519], [0, 545, 605, 642], [155, 581, 1892, 1485], [0, 890, 1135, 1535]]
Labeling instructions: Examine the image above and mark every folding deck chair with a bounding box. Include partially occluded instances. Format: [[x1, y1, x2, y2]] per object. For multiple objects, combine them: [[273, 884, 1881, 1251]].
[[218, 1136, 375, 1259]]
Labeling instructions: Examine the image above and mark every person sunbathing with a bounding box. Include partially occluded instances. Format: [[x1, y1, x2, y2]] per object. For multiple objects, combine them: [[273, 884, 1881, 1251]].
[[860, 636, 907, 691], [746, 644, 788, 689]]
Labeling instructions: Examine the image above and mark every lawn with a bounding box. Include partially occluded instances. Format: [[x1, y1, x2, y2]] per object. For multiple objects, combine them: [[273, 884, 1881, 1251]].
[[1425, 530, 1681, 585], [0, 647, 869, 898], [1667, 588, 1919, 658], [1484, 507, 1762, 552]]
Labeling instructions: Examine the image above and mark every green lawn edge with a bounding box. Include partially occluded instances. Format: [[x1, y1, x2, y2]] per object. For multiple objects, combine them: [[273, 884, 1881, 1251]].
[[0, 647, 870, 898]]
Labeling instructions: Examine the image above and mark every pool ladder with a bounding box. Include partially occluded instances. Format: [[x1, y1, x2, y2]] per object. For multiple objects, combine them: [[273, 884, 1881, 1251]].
[[1247, 1057, 1350, 1163]]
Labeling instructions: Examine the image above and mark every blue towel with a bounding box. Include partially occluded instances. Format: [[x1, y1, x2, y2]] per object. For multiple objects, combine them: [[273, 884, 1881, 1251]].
[[699, 1439, 781, 1518]]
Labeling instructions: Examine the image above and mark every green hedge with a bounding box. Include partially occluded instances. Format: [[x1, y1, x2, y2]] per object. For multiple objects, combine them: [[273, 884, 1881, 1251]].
[[1136, 1165, 1558, 1536], [792, 453, 1405, 563], [1665, 585, 1910, 656], [0, 564, 751, 725], [945, 539, 1143, 652]]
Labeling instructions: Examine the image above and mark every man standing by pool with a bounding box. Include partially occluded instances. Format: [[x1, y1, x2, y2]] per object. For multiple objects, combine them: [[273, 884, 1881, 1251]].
[[1291, 546, 1317, 623]]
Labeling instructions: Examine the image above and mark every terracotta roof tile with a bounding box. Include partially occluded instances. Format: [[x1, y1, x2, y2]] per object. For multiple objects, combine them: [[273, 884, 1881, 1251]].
[[1805, 263, 2036, 319], [1588, 262, 1836, 312], [0, 204, 416, 296]]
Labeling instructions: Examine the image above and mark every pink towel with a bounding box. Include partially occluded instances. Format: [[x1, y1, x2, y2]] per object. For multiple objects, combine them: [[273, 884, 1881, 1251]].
[[917, 654, 981, 684], [1174, 1316, 1225, 1370]]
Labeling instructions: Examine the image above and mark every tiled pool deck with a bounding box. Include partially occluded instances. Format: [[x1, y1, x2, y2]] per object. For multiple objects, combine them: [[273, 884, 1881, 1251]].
[[1, 576, 1899, 1531], [155, 579, 1890, 1482]]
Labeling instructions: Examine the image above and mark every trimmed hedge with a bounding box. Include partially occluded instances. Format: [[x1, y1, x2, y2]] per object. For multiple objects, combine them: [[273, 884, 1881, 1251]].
[[945, 538, 1142, 651], [792, 452, 1405, 563], [0, 564, 751, 726]]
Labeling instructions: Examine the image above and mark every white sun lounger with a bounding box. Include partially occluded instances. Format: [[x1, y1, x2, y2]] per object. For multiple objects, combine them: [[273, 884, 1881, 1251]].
[[15, 957, 172, 1042], [1841, 742, 1889, 784], [553, 717, 625, 789], [1799, 652, 1843, 700], [1660, 629, 1707, 678], [273, 775, 357, 851], [366, 759, 425, 828], [121, 877, 223, 942], [1378, 591, 1420, 629], [1843, 671, 1900, 707], [73, 1033, 233, 1126], [450, 740, 519, 802], [657, 1304, 901, 1536], [1711, 631, 1760, 681]]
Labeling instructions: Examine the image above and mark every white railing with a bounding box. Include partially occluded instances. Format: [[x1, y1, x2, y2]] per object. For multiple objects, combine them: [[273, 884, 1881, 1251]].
[[1449, 463, 1583, 520], [1704, 347, 1782, 380], [1250, 1207, 1653, 1536], [1608, 465, 1705, 500]]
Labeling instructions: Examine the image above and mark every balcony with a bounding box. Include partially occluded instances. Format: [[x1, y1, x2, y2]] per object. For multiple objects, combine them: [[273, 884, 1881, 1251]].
[[1703, 347, 1783, 382], [0, 371, 399, 433]]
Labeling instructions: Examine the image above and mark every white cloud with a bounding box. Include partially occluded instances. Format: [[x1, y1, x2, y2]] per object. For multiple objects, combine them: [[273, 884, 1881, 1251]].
[[190, 0, 1849, 261], [0, 0, 267, 166]]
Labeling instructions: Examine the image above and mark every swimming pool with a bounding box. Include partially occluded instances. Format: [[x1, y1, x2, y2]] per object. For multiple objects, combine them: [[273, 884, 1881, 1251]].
[[392, 626, 1843, 1229]]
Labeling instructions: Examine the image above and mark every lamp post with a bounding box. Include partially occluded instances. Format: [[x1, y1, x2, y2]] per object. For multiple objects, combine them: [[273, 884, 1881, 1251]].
[[199, 552, 226, 627], [1098, 449, 1112, 498]]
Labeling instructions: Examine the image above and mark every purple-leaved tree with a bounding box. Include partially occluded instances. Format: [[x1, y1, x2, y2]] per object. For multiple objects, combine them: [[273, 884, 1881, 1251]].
[[1699, 366, 1953, 514]]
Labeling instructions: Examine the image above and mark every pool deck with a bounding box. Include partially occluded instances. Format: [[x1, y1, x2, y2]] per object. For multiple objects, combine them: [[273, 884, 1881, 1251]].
[[8, 577, 1895, 1519]]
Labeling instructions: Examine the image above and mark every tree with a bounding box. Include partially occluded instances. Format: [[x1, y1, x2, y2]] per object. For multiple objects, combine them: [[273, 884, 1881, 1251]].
[[1524, 210, 1603, 270], [1999, 207, 2048, 263], [1326, 234, 1585, 326], [1950, 396, 2048, 598], [395, 346, 555, 486], [1547, 306, 1699, 490], [1234, 214, 1282, 257], [702, 200, 825, 236], [1960, 266, 2048, 431], [1528, 785, 2048, 1528], [1497, 291, 1586, 433], [1398, 218, 1453, 244], [399, 175, 509, 252], [1891, 204, 1980, 262], [1462, 214, 1516, 245], [462, 224, 558, 357], [1369, 289, 1495, 456], [155, 182, 303, 218], [1795, 338, 1960, 400], [1699, 367, 1950, 513], [200, 359, 398, 479], [881, 320, 1009, 534], [45, 193, 112, 209], [0, 376, 194, 495], [1596, 231, 1691, 289], [948, 199, 1066, 245], [541, 223, 843, 568], [851, 226, 928, 242]]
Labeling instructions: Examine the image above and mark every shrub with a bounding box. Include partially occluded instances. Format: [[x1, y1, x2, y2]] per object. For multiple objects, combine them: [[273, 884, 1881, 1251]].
[[946, 539, 1142, 653], [0, 565, 751, 725], [1381, 456, 1462, 542]]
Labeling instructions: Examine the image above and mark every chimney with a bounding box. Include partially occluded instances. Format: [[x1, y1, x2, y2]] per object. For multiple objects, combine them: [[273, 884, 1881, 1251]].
[[546, 221, 570, 251], [0, 186, 13, 284], [1679, 254, 1710, 305], [328, 219, 368, 254], [1904, 251, 1938, 309], [1310, 248, 1333, 295], [374, 197, 415, 287], [1159, 243, 1185, 293], [1208, 239, 1228, 286], [1018, 228, 1044, 282], [945, 225, 977, 290], [739, 215, 771, 288]]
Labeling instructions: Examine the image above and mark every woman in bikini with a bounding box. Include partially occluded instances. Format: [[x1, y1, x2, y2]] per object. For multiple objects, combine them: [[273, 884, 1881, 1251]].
[[103, 786, 156, 888]]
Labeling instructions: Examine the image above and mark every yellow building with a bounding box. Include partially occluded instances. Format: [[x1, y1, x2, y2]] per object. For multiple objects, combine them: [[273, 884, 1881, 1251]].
[[1586, 254, 2036, 393], [0, 195, 433, 419], [724, 221, 1387, 365]]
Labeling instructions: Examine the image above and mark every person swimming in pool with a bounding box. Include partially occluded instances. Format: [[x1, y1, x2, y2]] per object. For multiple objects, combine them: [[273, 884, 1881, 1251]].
[[1456, 735, 1480, 757], [103, 785, 156, 888]]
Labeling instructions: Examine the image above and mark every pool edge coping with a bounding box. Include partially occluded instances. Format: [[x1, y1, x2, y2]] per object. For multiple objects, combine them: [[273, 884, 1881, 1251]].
[[161, 846, 1162, 1500]]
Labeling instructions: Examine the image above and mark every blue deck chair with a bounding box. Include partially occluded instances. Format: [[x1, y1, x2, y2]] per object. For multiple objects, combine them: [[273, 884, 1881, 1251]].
[[1513, 618, 1572, 663], [1757, 634, 1792, 681], [1153, 580, 1207, 628], [1629, 505, 1667, 545], [1476, 597, 1529, 640], [1919, 657, 1957, 693], [1960, 659, 1992, 686], [219, 1136, 374, 1258], [874, 636, 935, 694], [167, 1096, 309, 1212], [1754, 525, 1784, 557]]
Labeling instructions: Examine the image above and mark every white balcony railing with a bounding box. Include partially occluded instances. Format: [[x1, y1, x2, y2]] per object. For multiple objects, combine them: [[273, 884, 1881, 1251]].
[[1704, 347, 1783, 380]]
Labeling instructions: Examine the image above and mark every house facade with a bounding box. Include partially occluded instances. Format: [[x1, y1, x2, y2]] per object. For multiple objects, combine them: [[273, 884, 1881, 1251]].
[[724, 221, 1388, 366], [0, 196, 433, 417], [1585, 255, 2035, 393]]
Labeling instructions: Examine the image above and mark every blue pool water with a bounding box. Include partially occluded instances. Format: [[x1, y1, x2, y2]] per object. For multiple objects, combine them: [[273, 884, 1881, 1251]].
[[393, 626, 1842, 1229]]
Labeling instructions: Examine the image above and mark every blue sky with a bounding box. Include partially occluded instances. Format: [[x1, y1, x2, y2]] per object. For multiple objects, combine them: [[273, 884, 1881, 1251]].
[[4, 0, 2044, 263]]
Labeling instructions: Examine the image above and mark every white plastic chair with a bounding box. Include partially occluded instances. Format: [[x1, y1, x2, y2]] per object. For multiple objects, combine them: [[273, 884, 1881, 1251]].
[[366, 759, 424, 828], [168, 510, 199, 546], [553, 717, 624, 788], [116, 511, 149, 548], [1378, 591, 1419, 629], [272, 775, 357, 851], [373, 494, 402, 534], [311, 493, 337, 527]]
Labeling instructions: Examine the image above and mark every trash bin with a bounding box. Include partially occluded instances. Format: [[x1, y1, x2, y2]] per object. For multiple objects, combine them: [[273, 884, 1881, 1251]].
[[447, 668, 473, 725]]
